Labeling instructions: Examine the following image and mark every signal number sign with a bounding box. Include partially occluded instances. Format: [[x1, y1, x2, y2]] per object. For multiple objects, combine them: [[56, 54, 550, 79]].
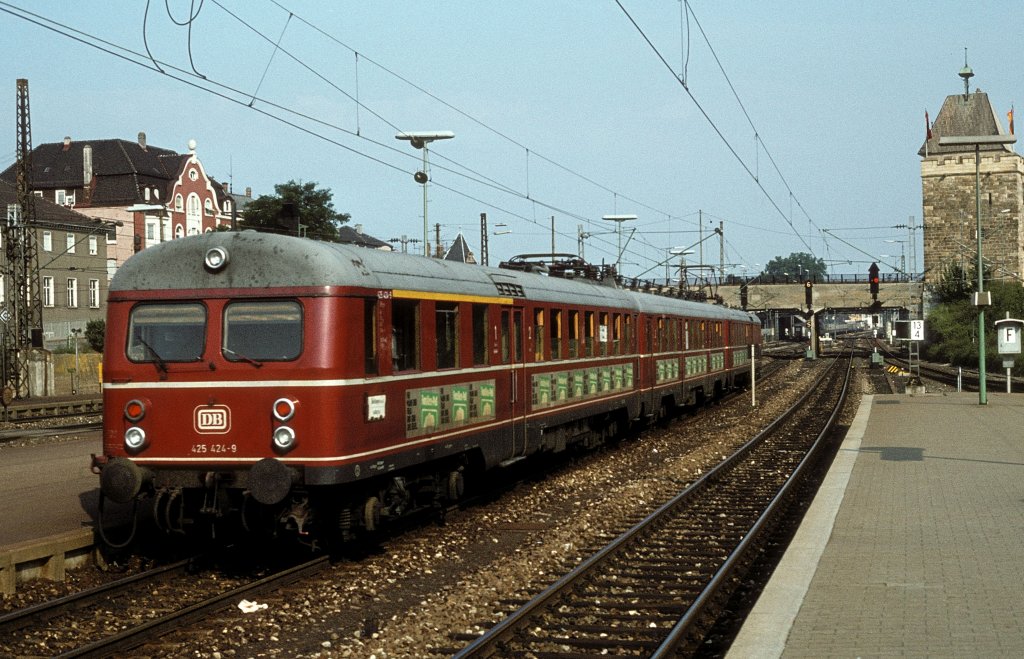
[[909, 320, 925, 341]]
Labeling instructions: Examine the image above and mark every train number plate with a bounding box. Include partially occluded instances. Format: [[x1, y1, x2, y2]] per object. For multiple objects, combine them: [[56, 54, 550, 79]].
[[194, 405, 231, 434]]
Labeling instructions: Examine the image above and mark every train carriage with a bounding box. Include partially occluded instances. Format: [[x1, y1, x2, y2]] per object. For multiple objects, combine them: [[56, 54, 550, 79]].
[[94, 231, 760, 545]]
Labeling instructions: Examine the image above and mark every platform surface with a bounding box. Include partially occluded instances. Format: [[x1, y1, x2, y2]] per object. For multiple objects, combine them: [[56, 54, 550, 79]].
[[729, 392, 1024, 657]]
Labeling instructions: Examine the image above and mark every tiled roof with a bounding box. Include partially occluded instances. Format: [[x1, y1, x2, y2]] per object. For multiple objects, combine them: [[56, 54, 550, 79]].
[[444, 233, 477, 264], [337, 225, 391, 249], [0, 179, 112, 230], [0, 137, 184, 206], [919, 91, 1013, 157]]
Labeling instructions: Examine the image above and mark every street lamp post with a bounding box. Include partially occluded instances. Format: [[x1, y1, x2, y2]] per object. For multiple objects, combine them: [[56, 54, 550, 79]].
[[939, 133, 1017, 404], [396, 131, 455, 257], [601, 214, 637, 274]]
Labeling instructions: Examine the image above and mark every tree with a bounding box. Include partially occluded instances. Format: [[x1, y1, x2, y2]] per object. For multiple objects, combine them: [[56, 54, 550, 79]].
[[85, 319, 105, 353], [242, 180, 351, 242], [932, 262, 972, 304], [762, 252, 827, 280], [924, 278, 1024, 372]]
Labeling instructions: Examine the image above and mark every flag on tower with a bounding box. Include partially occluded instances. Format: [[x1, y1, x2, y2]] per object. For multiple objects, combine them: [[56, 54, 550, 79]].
[[925, 110, 932, 140], [1009, 107, 1015, 135]]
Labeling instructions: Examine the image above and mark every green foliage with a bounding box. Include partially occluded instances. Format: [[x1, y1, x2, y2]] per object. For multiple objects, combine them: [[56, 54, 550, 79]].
[[762, 252, 827, 280], [924, 279, 1024, 372], [242, 180, 351, 242], [85, 319, 105, 352], [933, 262, 973, 304]]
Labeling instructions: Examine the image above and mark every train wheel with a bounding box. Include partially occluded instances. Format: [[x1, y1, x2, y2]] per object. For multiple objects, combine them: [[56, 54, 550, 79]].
[[446, 471, 464, 501], [363, 496, 382, 532]]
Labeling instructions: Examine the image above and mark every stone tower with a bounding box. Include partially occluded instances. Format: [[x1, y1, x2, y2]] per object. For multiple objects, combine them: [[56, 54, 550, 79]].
[[919, 64, 1024, 286]]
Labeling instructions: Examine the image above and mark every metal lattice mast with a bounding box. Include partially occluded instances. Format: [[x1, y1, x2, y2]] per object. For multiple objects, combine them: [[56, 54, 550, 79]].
[[5, 79, 44, 397]]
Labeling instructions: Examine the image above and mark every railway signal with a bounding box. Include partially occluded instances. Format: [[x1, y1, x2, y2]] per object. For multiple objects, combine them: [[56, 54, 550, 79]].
[[804, 280, 813, 309], [869, 262, 880, 299]]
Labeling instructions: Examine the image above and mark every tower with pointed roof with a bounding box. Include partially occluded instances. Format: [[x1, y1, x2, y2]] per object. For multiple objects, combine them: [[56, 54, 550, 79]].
[[919, 59, 1024, 286]]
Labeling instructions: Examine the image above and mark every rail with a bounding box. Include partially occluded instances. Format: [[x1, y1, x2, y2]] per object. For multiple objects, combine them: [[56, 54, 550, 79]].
[[453, 355, 852, 656]]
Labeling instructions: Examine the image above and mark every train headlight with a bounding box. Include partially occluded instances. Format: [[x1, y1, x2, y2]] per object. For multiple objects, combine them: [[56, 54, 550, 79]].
[[204, 246, 229, 272], [124, 399, 146, 422], [124, 426, 148, 452], [272, 426, 296, 452], [272, 397, 296, 422]]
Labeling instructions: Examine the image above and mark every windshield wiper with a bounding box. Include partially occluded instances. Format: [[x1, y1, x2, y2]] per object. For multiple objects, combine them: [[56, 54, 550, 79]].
[[135, 336, 168, 375], [223, 347, 263, 368]]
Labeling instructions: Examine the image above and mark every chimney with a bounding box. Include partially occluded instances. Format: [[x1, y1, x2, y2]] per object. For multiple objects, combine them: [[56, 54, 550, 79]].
[[138, 132, 147, 150], [245, 186, 252, 198], [355, 224, 364, 235], [82, 144, 93, 186], [62, 136, 71, 151]]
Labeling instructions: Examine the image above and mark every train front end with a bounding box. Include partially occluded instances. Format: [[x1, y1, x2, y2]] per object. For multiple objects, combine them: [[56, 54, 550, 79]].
[[94, 232, 359, 546]]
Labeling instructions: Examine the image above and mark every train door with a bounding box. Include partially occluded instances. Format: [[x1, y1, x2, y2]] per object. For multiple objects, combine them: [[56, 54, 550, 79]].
[[499, 306, 528, 461]]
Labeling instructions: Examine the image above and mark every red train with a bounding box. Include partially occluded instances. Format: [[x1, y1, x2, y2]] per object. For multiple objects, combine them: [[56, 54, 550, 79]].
[[93, 231, 761, 547]]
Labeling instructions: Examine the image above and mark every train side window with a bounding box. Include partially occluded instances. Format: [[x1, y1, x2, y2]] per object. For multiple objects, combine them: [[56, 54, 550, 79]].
[[128, 302, 206, 362], [472, 304, 488, 365], [585, 311, 595, 357], [658, 318, 666, 352], [364, 298, 378, 375], [612, 313, 621, 355], [599, 312, 609, 356], [624, 314, 634, 354], [533, 308, 545, 361], [500, 309, 511, 364], [550, 309, 562, 360], [568, 310, 580, 358], [392, 299, 419, 371], [223, 300, 302, 361], [436, 302, 458, 370], [685, 320, 690, 350], [513, 309, 523, 362]]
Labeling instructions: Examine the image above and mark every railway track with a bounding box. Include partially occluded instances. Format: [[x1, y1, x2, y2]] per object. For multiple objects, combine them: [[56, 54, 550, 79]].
[[2, 398, 102, 422], [0, 555, 328, 657], [450, 354, 852, 657]]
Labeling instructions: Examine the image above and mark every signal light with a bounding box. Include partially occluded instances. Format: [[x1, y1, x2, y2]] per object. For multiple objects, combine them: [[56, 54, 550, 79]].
[[869, 262, 880, 298], [804, 280, 813, 308]]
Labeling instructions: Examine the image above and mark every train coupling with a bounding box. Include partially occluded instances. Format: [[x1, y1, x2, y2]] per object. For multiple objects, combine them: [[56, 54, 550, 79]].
[[90, 453, 109, 475]]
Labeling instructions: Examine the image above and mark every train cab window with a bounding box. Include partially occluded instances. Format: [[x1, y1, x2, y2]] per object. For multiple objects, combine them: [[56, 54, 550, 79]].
[[568, 310, 580, 358], [472, 304, 488, 366], [364, 298, 378, 375], [392, 299, 419, 371], [128, 302, 206, 362], [533, 308, 545, 361], [436, 302, 459, 370], [550, 309, 562, 360], [223, 300, 302, 361]]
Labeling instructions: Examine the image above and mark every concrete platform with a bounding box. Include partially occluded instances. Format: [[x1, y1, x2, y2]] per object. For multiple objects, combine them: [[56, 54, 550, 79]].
[[729, 392, 1024, 657]]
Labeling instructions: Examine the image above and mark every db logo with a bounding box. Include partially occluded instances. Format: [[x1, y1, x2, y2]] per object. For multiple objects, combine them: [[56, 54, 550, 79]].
[[195, 405, 231, 434]]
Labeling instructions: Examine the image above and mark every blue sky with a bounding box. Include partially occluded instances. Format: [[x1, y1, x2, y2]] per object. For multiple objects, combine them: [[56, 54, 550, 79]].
[[1, 1, 1021, 279]]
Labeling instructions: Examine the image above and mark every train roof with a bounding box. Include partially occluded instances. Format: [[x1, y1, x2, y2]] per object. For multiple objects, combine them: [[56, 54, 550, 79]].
[[111, 231, 757, 323]]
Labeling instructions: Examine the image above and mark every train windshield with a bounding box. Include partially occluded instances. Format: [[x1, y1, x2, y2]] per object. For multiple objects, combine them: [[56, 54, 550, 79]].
[[127, 303, 207, 363], [223, 300, 302, 361]]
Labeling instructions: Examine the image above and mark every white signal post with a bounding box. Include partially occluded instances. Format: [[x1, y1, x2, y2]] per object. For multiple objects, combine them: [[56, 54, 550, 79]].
[[396, 131, 455, 257]]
